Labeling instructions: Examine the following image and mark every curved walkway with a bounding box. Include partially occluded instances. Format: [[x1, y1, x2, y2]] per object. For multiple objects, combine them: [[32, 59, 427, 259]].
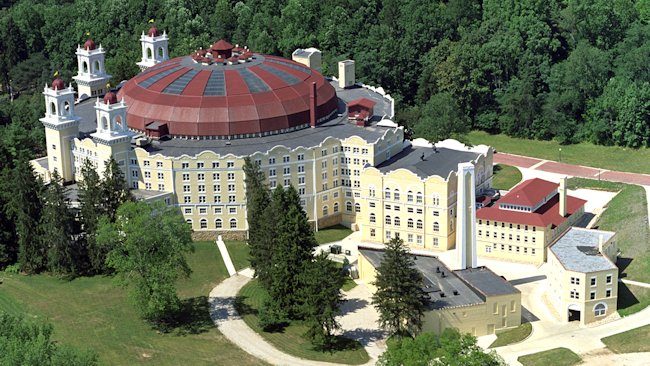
[[208, 270, 379, 366]]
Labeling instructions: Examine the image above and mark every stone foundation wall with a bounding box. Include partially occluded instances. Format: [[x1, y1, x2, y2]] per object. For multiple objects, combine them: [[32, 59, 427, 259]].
[[191, 230, 247, 242], [317, 213, 343, 230]]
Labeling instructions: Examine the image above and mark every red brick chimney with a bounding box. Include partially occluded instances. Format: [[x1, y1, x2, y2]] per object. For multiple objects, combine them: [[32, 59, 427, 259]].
[[310, 82, 317, 128]]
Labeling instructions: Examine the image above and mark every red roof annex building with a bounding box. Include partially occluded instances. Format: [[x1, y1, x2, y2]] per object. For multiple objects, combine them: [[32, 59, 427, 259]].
[[118, 40, 338, 138]]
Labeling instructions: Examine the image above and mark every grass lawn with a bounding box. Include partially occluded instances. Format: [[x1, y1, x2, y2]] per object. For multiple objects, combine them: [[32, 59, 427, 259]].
[[342, 277, 358, 292], [315, 224, 353, 244], [492, 164, 522, 191], [602, 324, 650, 353], [489, 322, 532, 348], [236, 279, 370, 365], [467, 130, 650, 174], [517, 347, 581, 366], [0, 241, 267, 366], [567, 178, 650, 316]]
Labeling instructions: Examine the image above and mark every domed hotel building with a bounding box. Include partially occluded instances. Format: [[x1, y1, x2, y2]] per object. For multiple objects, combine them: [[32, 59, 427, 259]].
[[32, 28, 494, 248]]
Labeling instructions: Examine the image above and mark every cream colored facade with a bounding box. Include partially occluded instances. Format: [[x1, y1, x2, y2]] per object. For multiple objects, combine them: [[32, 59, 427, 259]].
[[355, 142, 493, 251], [475, 209, 583, 265], [546, 228, 618, 325], [358, 252, 521, 336]]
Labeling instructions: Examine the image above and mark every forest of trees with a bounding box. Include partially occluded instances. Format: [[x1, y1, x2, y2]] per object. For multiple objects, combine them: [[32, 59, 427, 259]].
[[2, 0, 650, 157]]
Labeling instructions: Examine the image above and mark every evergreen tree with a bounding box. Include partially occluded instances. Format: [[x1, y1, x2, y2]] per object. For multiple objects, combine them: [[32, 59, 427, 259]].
[[78, 159, 104, 273], [372, 237, 429, 338], [243, 156, 273, 288], [41, 171, 77, 276], [0, 144, 18, 269], [101, 157, 133, 222], [5, 159, 44, 273], [300, 252, 345, 350], [268, 185, 318, 319]]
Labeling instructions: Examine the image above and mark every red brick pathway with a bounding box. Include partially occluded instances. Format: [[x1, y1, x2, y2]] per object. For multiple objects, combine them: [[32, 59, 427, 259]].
[[494, 152, 650, 186]]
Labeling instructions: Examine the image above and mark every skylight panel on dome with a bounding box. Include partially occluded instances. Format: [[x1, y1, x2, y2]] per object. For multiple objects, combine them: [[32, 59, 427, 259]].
[[257, 64, 301, 85], [203, 70, 226, 96], [266, 59, 312, 75], [238, 68, 270, 93], [163, 69, 199, 94], [138, 66, 184, 88]]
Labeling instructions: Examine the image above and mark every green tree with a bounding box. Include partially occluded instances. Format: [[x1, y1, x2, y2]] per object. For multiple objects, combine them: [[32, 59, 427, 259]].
[[300, 252, 345, 350], [99, 201, 193, 324], [41, 171, 77, 275], [0, 144, 17, 268], [377, 329, 505, 366], [5, 159, 44, 273], [0, 312, 98, 366], [101, 156, 133, 222], [372, 237, 429, 338], [243, 156, 273, 288], [412, 92, 470, 143], [78, 159, 104, 273]]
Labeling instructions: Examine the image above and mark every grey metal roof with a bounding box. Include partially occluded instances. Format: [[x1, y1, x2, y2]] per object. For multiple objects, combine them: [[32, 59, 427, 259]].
[[73, 81, 395, 157], [455, 267, 520, 299], [377, 146, 480, 179], [359, 248, 484, 309], [549, 227, 617, 273]]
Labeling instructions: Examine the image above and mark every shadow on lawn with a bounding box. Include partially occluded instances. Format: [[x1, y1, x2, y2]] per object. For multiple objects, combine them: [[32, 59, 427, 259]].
[[617, 282, 640, 310], [617, 257, 633, 275], [156, 296, 214, 335]]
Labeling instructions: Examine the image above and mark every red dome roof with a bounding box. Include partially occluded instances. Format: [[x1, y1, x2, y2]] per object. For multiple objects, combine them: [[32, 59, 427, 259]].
[[148, 26, 160, 37], [212, 39, 233, 51], [104, 91, 118, 105], [84, 39, 96, 51], [51, 78, 65, 91], [118, 50, 338, 138]]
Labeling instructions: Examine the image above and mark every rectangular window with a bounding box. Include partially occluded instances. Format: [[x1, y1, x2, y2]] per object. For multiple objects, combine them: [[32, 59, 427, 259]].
[[227, 172, 235, 180], [144, 160, 150, 166], [298, 165, 305, 173], [297, 154, 304, 161], [199, 207, 207, 215], [283, 155, 290, 163], [229, 207, 237, 214], [197, 173, 205, 181], [182, 173, 190, 182], [184, 208, 192, 214], [590, 291, 596, 300], [591, 277, 597, 286], [214, 184, 221, 192], [227, 161, 234, 168], [228, 184, 235, 192], [198, 196, 206, 203], [157, 172, 164, 180], [182, 162, 189, 169], [298, 176, 305, 185], [606, 289, 612, 297], [283, 167, 290, 175], [158, 184, 165, 191], [214, 207, 222, 214], [370, 229, 376, 237], [156, 161, 163, 168], [184, 196, 191, 203], [212, 162, 220, 169], [228, 195, 236, 203], [198, 185, 205, 192], [214, 195, 221, 203], [197, 162, 204, 169], [268, 157, 276, 165], [606, 275, 612, 284]]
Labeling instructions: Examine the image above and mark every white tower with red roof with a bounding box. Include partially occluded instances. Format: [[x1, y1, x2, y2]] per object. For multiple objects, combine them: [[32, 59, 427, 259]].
[[73, 38, 111, 99], [40, 78, 80, 182], [137, 26, 169, 71]]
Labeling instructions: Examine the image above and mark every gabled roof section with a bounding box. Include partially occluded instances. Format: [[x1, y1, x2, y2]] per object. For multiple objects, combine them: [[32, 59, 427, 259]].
[[498, 178, 558, 207]]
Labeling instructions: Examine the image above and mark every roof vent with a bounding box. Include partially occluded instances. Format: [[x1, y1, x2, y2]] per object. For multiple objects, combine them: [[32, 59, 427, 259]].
[[436, 266, 440, 273], [453, 290, 459, 296], [441, 271, 446, 278], [440, 292, 446, 298]]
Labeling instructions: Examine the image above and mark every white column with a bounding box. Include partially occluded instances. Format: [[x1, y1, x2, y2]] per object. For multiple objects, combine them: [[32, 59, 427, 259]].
[[455, 162, 477, 270]]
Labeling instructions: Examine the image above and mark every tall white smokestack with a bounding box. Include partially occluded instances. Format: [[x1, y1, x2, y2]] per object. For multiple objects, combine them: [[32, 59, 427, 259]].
[[456, 162, 477, 270], [559, 176, 567, 217]]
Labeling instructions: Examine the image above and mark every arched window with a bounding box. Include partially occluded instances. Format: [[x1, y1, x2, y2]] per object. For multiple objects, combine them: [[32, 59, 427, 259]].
[[230, 218, 237, 229], [158, 47, 164, 58], [333, 202, 339, 213], [394, 217, 401, 226], [594, 303, 607, 317], [94, 60, 101, 73], [394, 189, 400, 201], [407, 190, 413, 202], [384, 188, 391, 199], [322, 205, 329, 216], [82, 61, 88, 73], [407, 218, 413, 228], [433, 222, 440, 232], [50, 102, 57, 116], [416, 219, 423, 230], [63, 101, 71, 115], [215, 219, 222, 229], [186, 219, 193, 226], [369, 213, 376, 223], [385, 215, 391, 225], [146, 47, 153, 59], [114, 115, 123, 130], [355, 203, 360, 213], [101, 116, 109, 131], [416, 192, 423, 204], [200, 219, 207, 229], [346, 201, 352, 212]]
